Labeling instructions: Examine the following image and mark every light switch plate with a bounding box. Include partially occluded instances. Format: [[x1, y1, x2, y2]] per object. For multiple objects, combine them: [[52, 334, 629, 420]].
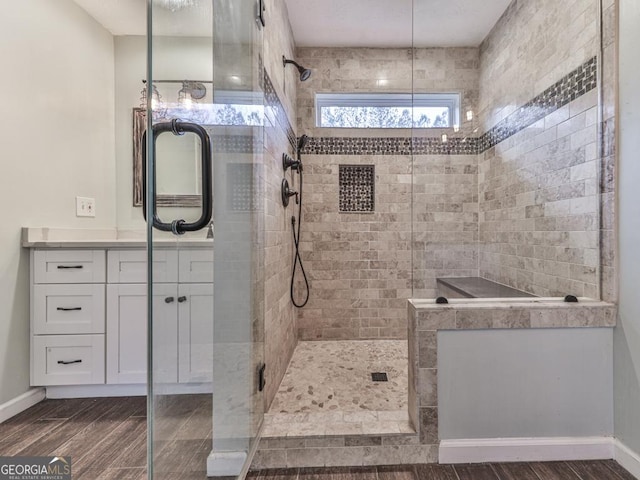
[[76, 197, 95, 217]]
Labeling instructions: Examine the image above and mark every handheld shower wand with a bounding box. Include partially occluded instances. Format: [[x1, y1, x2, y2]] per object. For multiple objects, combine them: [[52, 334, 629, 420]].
[[288, 134, 311, 308]]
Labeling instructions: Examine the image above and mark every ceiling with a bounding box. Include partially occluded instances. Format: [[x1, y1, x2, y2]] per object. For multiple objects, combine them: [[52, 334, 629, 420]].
[[284, 0, 513, 48], [73, 0, 145, 35], [72, 0, 213, 37], [73, 0, 512, 47]]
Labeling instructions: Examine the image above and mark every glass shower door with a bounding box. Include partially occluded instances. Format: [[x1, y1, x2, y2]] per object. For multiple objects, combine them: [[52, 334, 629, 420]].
[[145, 1, 265, 478]]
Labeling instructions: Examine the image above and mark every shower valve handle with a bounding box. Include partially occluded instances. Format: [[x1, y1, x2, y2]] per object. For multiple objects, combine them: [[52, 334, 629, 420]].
[[285, 190, 299, 205], [281, 178, 298, 207]]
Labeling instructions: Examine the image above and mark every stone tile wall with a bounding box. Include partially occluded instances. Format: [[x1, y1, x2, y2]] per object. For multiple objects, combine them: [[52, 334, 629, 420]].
[[476, 0, 609, 299], [295, 48, 481, 340], [478, 0, 600, 133], [296, 154, 413, 340], [412, 154, 479, 299], [296, 48, 413, 139], [262, 0, 298, 408], [291, 1, 615, 339], [478, 89, 601, 297]]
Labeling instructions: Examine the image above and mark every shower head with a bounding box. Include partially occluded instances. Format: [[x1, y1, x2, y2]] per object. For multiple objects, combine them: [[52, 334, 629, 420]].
[[283, 56, 312, 82]]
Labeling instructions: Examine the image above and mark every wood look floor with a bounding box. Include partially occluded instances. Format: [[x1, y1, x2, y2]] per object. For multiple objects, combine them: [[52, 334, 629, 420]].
[[0, 397, 636, 480], [250, 463, 637, 480]]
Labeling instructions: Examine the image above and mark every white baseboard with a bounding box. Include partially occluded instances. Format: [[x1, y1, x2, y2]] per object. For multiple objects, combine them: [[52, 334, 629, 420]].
[[615, 439, 640, 479], [46, 383, 212, 399], [0, 388, 46, 423], [46, 384, 147, 399], [439, 436, 615, 464]]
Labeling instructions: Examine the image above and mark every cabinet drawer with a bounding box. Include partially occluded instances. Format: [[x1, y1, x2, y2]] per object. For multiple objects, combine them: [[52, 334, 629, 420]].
[[33, 250, 105, 284], [108, 250, 178, 283], [33, 284, 105, 335], [32, 335, 105, 386], [179, 250, 214, 283]]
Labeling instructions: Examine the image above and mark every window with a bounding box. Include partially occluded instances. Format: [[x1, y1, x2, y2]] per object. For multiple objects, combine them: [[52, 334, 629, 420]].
[[316, 93, 460, 129]]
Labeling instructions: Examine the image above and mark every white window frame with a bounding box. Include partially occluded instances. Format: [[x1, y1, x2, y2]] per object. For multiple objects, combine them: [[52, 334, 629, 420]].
[[315, 92, 461, 129]]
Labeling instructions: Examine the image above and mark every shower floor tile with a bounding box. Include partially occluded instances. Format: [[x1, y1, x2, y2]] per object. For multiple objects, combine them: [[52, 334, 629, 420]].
[[265, 340, 410, 437]]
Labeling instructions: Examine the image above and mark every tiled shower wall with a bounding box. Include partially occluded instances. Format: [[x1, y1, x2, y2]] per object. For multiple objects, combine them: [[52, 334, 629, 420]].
[[292, 1, 613, 341], [478, 0, 600, 132], [262, 0, 298, 408], [296, 48, 480, 339], [478, 89, 600, 297], [476, 0, 603, 298]]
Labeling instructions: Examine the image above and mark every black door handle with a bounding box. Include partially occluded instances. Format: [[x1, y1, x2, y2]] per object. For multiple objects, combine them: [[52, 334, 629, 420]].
[[57, 265, 83, 269], [142, 119, 213, 235], [57, 307, 82, 312], [178, 296, 187, 303], [165, 297, 175, 304], [57, 360, 82, 365]]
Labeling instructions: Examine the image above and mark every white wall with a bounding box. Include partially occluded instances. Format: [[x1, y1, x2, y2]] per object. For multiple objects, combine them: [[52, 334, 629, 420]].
[[439, 328, 613, 439], [614, 0, 640, 456], [0, 0, 116, 403], [114, 35, 212, 230]]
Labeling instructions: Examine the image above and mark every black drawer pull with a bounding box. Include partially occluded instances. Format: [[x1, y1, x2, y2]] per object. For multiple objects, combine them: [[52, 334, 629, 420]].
[[57, 360, 82, 365], [57, 265, 84, 269], [56, 307, 82, 312], [178, 296, 187, 303], [165, 297, 175, 303]]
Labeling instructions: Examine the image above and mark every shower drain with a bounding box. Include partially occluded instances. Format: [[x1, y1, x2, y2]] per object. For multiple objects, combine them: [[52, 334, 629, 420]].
[[371, 372, 388, 382]]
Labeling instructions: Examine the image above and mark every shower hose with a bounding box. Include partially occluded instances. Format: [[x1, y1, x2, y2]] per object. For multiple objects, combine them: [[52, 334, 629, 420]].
[[291, 169, 310, 308]]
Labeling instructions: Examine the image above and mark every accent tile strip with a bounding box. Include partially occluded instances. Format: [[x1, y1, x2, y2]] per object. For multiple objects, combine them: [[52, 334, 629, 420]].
[[304, 137, 479, 156]]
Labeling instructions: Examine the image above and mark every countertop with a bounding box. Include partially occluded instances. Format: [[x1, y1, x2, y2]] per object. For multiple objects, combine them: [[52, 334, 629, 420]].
[[22, 227, 213, 248]]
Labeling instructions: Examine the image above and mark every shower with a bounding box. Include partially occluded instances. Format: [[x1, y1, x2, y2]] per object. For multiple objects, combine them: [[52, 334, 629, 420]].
[[287, 135, 310, 308], [283, 56, 312, 82]]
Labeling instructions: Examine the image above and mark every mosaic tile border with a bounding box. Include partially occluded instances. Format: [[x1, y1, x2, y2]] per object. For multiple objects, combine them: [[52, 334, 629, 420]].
[[300, 56, 598, 156], [304, 137, 479, 156]]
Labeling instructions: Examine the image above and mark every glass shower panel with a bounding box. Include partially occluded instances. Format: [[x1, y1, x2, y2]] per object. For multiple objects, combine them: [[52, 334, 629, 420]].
[[411, 0, 603, 300], [146, 1, 264, 479], [210, 0, 265, 470]]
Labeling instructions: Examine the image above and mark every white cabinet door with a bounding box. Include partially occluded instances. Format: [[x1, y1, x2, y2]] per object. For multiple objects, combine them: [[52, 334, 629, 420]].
[[106, 284, 178, 384], [178, 284, 214, 383], [178, 250, 214, 283]]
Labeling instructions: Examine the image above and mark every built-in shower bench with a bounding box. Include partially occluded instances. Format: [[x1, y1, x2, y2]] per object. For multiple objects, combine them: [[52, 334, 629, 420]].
[[436, 277, 536, 299]]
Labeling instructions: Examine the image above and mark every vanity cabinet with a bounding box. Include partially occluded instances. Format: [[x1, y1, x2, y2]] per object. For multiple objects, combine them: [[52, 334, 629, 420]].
[[106, 282, 214, 385], [30, 246, 213, 389]]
